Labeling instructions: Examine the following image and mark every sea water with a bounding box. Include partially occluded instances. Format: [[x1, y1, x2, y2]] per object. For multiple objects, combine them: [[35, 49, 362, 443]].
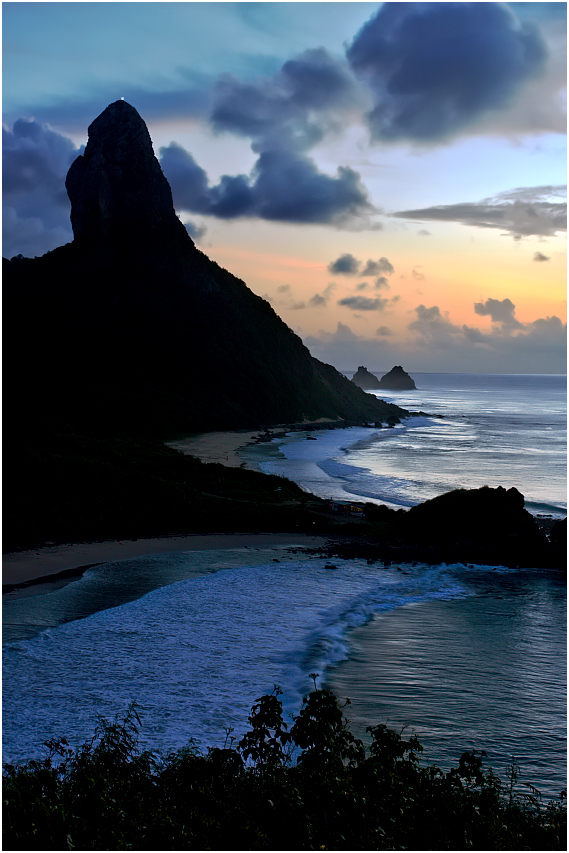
[[3, 550, 566, 799], [3, 374, 566, 799], [243, 373, 566, 517]]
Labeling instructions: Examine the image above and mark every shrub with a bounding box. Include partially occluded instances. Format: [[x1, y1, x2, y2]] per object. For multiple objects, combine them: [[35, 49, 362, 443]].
[[3, 687, 566, 850]]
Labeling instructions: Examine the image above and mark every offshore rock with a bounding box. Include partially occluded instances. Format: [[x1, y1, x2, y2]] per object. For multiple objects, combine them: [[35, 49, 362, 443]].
[[378, 365, 417, 390], [351, 366, 382, 391], [4, 101, 408, 436]]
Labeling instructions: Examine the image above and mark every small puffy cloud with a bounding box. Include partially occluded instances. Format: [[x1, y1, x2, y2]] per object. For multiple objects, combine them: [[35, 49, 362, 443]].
[[2, 118, 79, 257], [408, 304, 462, 343], [347, 2, 548, 143], [328, 253, 361, 275], [160, 142, 375, 226], [277, 284, 291, 293], [418, 229, 431, 236], [338, 295, 388, 311], [374, 276, 390, 290], [309, 282, 336, 307], [533, 251, 550, 262], [360, 256, 394, 276], [184, 220, 207, 242], [375, 326, 393, 336], [393, 185, 566, 240], [474, 297, 523, 329]]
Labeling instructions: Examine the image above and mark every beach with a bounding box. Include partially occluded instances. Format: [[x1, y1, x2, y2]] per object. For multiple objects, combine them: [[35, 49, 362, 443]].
[[3, 532, 327, 588]]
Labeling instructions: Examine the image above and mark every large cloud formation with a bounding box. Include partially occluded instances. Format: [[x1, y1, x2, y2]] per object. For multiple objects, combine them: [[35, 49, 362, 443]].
[[158, 47, 376, 227], [346, 2, 548, 143], [159, 142, 374, 225], [305, 301, 566, 373], [393, 185, 567, 239], [3, 118, 78, 258]]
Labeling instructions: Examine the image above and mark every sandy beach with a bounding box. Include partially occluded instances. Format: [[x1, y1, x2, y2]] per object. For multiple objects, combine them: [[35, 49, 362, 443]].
[[2, 533, 328, 588], [166, 431, 260, 468], [166, 419, 344, 469]]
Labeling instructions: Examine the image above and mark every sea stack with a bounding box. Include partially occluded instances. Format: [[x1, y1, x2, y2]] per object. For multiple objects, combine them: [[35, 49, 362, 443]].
[[378, 366, 417, 390], [351, 366, 382, 391]]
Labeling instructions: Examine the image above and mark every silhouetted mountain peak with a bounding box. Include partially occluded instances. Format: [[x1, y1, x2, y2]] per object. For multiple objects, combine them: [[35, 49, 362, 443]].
[[66, 100, 189, 255], [6, 101, 408, 435]]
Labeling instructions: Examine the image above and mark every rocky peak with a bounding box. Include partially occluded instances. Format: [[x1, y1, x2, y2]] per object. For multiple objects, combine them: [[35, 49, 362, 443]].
[[351, 366, 382, 391], [65, 100, 189, 255], [379, 365, 417, 390]]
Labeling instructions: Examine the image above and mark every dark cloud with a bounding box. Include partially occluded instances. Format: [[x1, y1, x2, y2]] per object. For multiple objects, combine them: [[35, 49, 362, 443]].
[[474, 297, 523, 328], [305, 303, 566, 373], [374, 276, 390, 290], [393, 185, 567, 239], [2, 118, 79, 257], [184, 220, 207, 242], [2, 79, 212, 137], [211, 47, 360, 154], [338, 295, 388, 311], [160, 143, 374, 225], [347, 2, 548, 143], [309, 283, 336, 307], [361, 256, 394, 276], [328, 253, 360, 275], [533, 251, 550, 262], [408, 304, 462, 343]]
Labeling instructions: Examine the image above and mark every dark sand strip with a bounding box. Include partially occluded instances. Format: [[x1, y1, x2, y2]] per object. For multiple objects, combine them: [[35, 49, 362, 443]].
[[3, 533, 328, 589]]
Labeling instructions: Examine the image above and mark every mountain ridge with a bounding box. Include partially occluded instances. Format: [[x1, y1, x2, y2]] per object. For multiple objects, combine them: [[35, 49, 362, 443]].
[[5, 100, 407, 437]]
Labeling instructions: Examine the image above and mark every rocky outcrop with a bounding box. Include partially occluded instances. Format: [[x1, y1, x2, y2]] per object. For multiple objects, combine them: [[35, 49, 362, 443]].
[[351, 366, 382, 391], [379, 366, 417, 390], [4, 101, 408, 437], [402, 485, 548, 567]]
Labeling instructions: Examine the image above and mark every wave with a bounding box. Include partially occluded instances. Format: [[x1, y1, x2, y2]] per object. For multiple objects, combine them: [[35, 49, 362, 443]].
[[3, 555, 492, 765]]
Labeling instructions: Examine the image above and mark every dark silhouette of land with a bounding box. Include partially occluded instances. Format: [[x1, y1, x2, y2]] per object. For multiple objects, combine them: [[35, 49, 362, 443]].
[[5, 101, 405, 436], [3, 101, 564, 567]]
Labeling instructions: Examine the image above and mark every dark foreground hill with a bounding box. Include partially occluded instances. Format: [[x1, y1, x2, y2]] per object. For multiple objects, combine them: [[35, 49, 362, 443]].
[[4, 100, 405, 438]]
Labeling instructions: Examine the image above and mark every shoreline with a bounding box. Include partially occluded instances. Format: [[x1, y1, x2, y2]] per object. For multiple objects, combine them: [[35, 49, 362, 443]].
[[2, 532, 328, 591]]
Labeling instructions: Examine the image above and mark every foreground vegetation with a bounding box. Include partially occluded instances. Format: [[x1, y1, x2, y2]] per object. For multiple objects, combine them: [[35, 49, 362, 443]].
[[4, 684, 565, 850]]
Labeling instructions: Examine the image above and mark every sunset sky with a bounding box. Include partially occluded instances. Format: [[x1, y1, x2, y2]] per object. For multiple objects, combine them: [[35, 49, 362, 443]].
[[3, 1, 567, 373]]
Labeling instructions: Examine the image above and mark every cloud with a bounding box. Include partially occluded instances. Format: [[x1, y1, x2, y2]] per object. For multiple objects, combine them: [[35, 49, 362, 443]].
[[2, 118, 79, 257], [408, 304, 462, 343], [360, 256, 394, 276], [328, 253, 360, 275], [374, 276, 390, 290], [474, 297, 523, 329], [412, 266, 426, 280], [346, 2, 548, 143], [533, 251, 550, 262], [338, 295, 389, 311], [309, 282, 336, 308], [304, 306, 566, 373], [184, 220, 207, 242], [392, 185, 567, 239], [160, 142, 375, 226], [211, 47, 361, 154]]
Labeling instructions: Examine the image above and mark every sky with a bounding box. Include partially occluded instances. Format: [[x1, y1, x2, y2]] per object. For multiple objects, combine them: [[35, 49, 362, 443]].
[[3, 1, 567, 373]]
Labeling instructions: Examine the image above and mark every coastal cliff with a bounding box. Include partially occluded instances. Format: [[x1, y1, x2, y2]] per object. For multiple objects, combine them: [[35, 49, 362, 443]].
[[4, 100, 406, 437]]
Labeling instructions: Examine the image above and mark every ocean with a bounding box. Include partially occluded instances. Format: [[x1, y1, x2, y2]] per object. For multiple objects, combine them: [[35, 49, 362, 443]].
[[2, 373, 566, 800], [242, 373, 566, 518]]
